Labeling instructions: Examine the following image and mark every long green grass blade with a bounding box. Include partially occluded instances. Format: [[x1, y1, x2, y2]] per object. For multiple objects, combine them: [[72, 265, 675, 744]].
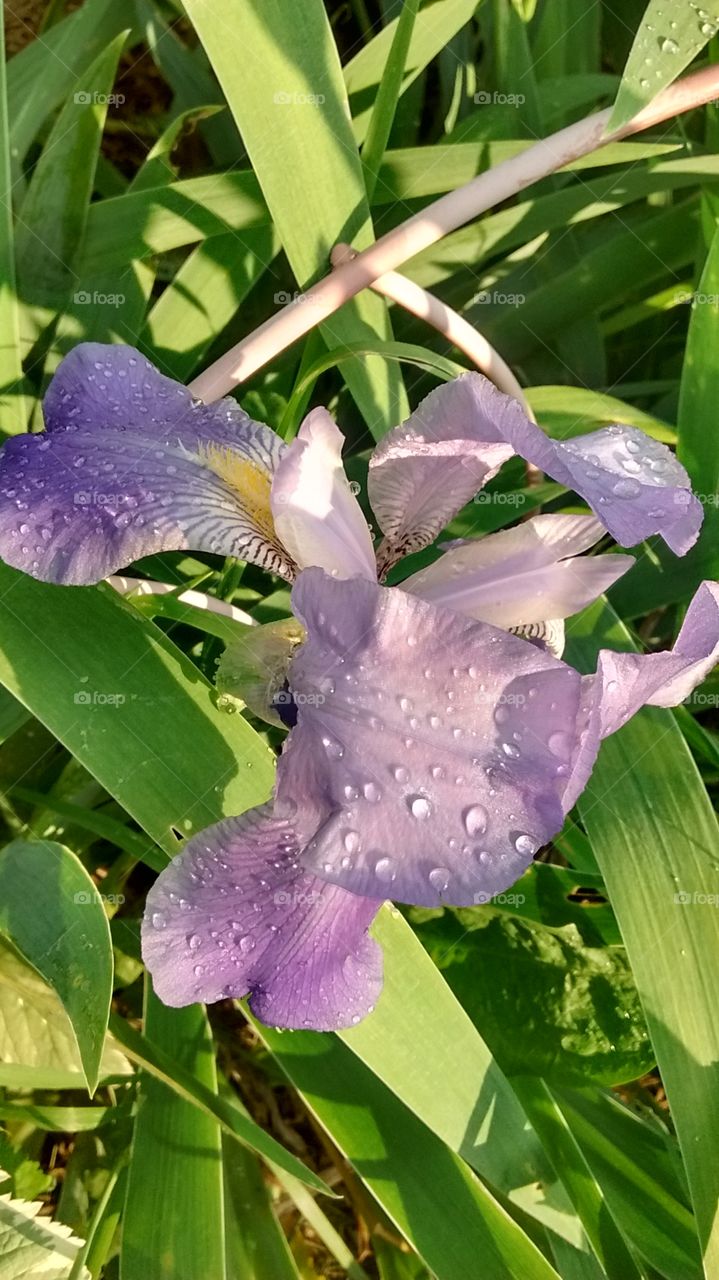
[[183, 0, 406, 435], [121, 994, 225, 1280], [567, 603, 719, 1277]]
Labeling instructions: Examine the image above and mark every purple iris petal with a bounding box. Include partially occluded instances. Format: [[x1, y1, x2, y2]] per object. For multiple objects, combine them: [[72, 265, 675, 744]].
[[141, 802, 383, 1031], [369, 374, 702, 562], [270, 408, 376, 581], [403, 513, 634, 626], [564, 580, 719, 810], [276, 569, 583, 908], [0, 343, 293, 584]]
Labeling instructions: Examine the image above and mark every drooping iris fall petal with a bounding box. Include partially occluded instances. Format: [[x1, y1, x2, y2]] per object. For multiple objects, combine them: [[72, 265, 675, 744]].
[[0, 343, 293, 584], [369, 374, 702, 565], [141, 803, 383, 1031], [564, 580, 719, 810], [274, 568, 719, 912], [276, 569, 583, 908]]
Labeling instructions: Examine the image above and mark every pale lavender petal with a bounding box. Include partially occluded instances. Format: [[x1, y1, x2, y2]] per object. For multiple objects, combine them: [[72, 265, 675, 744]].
[[368, 379, 513, 566], [276, 569, 583, 908], [563, 581, 719, 810], [141, 802, 383, 1031], [369, 375, 702, 560], [270, 409, 376, 581], [0, 343, 294, 584], [404, 514, 633, 627]]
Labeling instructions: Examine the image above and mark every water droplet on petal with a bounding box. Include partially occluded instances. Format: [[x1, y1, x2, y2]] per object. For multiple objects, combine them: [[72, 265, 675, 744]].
[[513, 832, 536, 857], [374, 856, 395, 883], [429, 867, 451, 894], [407, 793, 432, 820], [463, 804, 488, 837]]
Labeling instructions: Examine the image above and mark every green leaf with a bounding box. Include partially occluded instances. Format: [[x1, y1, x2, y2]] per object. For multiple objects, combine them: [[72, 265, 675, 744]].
[[0, 570, 275, 854], [361, 0, 420, 201], [0, 14, 26, 436], [108, 1012, 328, 1194], [280, 340, 463, 435], [526, 386, 676, 443], [7, 0, 131, 165], [609, 0, 717, 132], [410, 908, 652, 1085], [183, 0, 406, 436], [15, 33, 127, 312], [344, 0, 479, 140], [122, 992, 225, 1280], [141, 227, 279, 381], [510, 1078, 641, 1280], [0, 839, 113, 1093], [255, 1017, 562, 1280], [553, 1085, 703, 1279], [567, 602, 719, 1275], [0, 939, 130, 1090], [677, 221, 719, 492], [222, 1135, 303, 1280]]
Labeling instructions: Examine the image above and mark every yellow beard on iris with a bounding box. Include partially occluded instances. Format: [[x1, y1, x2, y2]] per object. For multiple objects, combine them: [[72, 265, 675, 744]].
[[199, 442, 277, 542]]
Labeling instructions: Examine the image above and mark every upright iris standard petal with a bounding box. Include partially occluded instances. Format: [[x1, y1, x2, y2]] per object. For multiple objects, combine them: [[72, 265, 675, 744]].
[[368, 377, 514, 566], [0, 343, 294, 584], [277, 569, 583, 908], [270, 409, 377, 581], [564, 581, 719, 810], [369, 375, 702, 561], [141, 803, 383, 1031], [403, 513, 634, 627]]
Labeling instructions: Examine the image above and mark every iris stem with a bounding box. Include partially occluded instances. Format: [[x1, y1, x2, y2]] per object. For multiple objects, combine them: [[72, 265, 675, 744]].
[[189, 65, 719, 402], [332, 245, 533, 415]]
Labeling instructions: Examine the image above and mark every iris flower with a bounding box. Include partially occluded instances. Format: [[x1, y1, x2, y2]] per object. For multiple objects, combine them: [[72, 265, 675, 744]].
[[1, 343, 717, 1030]]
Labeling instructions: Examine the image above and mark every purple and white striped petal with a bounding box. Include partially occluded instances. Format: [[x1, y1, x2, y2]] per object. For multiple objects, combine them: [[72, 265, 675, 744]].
[[369, 375, 702, 562], [276, 569, 583, 908], [270, 409, 376, 581], [0, 344, 294, 584], [403, 514, 633, 627], [141, 803, 383, 1031]]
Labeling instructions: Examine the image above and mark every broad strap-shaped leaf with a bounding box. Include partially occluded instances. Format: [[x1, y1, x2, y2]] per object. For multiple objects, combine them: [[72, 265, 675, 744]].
[[15, 33, 127, 312], [567, 600, 719, 1276], [609, 0, 718, 131], [183, 0, 407, 435], [122, 991, 226, 1280], [0, 14, 26, 436]]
